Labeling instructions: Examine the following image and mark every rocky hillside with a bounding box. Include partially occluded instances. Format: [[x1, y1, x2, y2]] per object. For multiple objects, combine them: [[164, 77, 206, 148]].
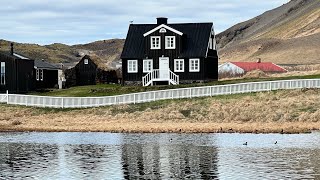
[[217, 0, 320, 64], [0, 39, 125, 66]]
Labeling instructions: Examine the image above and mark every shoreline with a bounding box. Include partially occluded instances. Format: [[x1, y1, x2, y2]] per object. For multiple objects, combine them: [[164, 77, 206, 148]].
[[0, 122, 318, 134], [1, 89, 320, 134]]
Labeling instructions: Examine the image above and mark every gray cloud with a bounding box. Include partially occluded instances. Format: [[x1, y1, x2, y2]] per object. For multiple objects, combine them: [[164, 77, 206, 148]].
[[0, 0, 288, 45]]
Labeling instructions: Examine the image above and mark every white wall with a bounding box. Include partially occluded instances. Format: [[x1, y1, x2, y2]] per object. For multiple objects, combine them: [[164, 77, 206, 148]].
[[218, 62, 244, 75]]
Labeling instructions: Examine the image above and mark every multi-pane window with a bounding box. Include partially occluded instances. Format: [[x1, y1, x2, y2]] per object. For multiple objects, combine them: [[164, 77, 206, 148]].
[[174, 59, 184, 72], [36, 69, 44, 81], [0, 62, 5, 85], [189, 59, 200, 72], [151, 36, 161, 49], [143, 59, 153, 73], [165, 36, 175, 49], [128, 60, 138, 73]]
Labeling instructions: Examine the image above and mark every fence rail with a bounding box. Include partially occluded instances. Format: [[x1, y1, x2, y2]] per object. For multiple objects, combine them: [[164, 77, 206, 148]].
[[1, 79, 320, 108]]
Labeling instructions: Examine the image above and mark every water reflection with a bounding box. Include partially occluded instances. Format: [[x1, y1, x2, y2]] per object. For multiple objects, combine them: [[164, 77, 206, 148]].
[[0, 132, 320, 179]]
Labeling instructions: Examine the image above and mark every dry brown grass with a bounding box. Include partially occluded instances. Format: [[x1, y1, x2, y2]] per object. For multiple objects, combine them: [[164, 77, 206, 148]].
[[1, 89, 320, 134]]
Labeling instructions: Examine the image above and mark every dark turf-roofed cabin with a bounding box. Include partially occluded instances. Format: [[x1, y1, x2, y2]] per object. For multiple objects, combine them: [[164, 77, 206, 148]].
[[121, 17, 218, 86], [65, 55, 118, 87], [34, 60, 61, 89], [0, 43, 35, 93]]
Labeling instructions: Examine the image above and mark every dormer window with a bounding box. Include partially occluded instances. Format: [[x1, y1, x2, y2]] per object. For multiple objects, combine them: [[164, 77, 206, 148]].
[[151, 36, 161, 49], [165, 36, 175, 49]]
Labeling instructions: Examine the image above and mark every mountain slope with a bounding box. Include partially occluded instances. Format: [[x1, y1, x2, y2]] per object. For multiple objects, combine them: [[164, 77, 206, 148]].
[[217, 0, 320, 64], [0, 39, 125, 66]]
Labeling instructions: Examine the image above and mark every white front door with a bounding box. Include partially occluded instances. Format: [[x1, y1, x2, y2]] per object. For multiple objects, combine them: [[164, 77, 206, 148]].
[[159, 57, 169, 79]]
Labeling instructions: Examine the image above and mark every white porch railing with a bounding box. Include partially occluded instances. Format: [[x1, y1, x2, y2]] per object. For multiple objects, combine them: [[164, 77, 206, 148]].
[[142, 69, 179, 86], [142, 69, 160, 86], [169, 70, 179, 85], [1, 79, 320, 108]]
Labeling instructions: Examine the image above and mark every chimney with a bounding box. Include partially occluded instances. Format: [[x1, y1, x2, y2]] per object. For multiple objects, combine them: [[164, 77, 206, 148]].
[[257, 58, 261, 63], [10, 43, 14, 55], [157, 17, 168, 25]]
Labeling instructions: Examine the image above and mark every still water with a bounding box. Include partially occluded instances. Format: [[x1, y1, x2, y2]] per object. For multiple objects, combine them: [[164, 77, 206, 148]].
[[0, 132, 320, 179]]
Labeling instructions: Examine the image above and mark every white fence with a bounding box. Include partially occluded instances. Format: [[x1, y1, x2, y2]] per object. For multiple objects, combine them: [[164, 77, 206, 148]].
[[1, 79, 320, 108]]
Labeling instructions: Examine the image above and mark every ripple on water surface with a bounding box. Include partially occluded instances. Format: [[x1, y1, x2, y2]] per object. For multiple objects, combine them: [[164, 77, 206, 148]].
[[0, 132, 320, 179]]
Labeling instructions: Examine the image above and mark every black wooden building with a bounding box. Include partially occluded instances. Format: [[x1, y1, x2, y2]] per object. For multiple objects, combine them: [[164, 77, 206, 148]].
[[34, 60, 60, 89], [0, 46, 35, 93], [121, 17, 218, 86], [65, 55, 118, 87]]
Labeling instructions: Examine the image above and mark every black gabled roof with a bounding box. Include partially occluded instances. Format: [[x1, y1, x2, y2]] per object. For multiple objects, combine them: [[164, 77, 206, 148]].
[[121, 23, 213, 59], [34, 60, 60, 70]]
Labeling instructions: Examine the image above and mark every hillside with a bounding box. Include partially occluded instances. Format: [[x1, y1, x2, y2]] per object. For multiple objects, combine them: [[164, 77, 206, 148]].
[[216, 0, 320, 64], [0, 39, 125, 66]]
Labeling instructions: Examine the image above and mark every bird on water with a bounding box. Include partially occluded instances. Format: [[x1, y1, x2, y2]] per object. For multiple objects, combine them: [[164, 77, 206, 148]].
[[243, 142, 248, 146], [275, 141, 278, 144]]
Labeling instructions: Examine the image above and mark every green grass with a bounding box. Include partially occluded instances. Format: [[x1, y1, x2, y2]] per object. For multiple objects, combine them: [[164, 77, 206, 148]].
[[29, 74, 320, 97]]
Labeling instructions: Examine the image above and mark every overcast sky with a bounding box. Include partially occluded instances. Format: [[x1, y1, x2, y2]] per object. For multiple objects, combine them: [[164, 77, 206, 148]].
[[0, 0, 288, 45]]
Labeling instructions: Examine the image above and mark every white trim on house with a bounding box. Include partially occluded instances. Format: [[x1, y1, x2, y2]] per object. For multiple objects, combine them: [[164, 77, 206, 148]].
[[143, 24, 183, 37], [151, 36, 161, 49], [189, 59, 200, 72], [165, 36, 176, 49], [127, 60, 138, 73], [143, 59, 153, 73], [174, 59, 184, 72], [84, 59, 89, 65], [0, 62, 5, 85]]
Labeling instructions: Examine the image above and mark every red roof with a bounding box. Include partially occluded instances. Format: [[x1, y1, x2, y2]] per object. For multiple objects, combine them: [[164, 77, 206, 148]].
[[231, 62, 287, 73]]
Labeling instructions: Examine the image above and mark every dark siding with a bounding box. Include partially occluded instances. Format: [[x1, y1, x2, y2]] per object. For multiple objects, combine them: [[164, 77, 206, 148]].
[[122, 58, 144, 82], [75, 56, 98, 86], [205, 50, 219, 80], [0, 53, 35, 93], [35, 69, 58, 89]]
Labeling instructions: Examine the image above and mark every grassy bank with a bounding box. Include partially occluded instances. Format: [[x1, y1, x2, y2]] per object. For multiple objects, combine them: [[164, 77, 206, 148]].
[[29, 73, 320, 97], [2, 89, 320, 133]]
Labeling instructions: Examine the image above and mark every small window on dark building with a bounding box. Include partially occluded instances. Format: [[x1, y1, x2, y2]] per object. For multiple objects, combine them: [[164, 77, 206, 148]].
[[36, 69, 44, 81], [0, 62, 5, 85], [84, 59, 89, 65]]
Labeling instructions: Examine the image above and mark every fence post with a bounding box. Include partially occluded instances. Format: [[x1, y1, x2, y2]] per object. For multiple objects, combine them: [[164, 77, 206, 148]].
[[269, 82, 272, 91], [154, 91, 156, 101], [189, 88, 192, 98], [133, 94, 136, 104], [61, 97, 64, 108], [6, 90, 9, 105]]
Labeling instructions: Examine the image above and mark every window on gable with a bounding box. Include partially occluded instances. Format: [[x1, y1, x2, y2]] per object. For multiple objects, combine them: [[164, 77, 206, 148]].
[[0, 62, 5, 85], [84, 59, 89, 65], [128, 60, 138, 73], [174, 59, 184, 72], [189, 59, 200, 72], [165, 36, 175, 49], [151, 36, 161, 49], [143, 59, 153, 73]]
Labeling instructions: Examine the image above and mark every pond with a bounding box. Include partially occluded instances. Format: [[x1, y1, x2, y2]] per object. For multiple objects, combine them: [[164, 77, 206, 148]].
[[0, 132, 320, 179]]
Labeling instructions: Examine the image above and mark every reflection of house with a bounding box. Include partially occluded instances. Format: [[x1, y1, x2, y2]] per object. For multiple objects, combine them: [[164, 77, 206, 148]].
[[0, 44, 35, 93], [34, 60, 61, 89], [121, 17, 219, 86], [219, 62, 287, 76], [65, 55, 118, 87]]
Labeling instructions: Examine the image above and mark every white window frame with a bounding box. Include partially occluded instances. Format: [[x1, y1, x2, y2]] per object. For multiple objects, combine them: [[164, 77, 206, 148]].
[[151, 36, 161, 49], [1, 62, 5, 85], [143, 59, 153, 73], [165, 36, 176, 49], [127, 60, 138, 73], [189, 59, 200, 72], [36, 69, 44, 81], [36, 69, 40, 81], [174, 59, 184, 72], [40, 69, 44, 81], [84, 59, 89, 65]]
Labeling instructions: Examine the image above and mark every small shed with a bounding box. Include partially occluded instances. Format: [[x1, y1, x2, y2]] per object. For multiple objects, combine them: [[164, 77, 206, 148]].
[[219, 62, 287, 77], [65, 55, 118, 87], [34, 60, 61, 89]]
